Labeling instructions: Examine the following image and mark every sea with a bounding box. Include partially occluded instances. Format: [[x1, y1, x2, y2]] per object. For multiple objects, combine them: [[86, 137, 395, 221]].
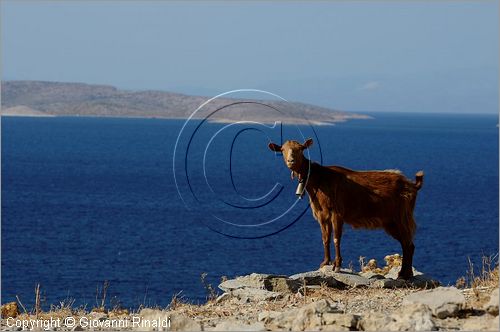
[[1, 112, 498, 309]]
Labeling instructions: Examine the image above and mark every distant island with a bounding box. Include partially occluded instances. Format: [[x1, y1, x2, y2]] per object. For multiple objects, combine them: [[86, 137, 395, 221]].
[[1, 81, 370, 125]]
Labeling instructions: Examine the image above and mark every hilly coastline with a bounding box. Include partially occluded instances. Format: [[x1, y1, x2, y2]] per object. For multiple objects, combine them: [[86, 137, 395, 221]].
[[1, 81, 369, 125]]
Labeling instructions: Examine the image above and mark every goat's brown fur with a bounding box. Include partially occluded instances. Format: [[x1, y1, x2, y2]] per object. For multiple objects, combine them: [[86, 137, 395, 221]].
[[269, 139, 423, 279]]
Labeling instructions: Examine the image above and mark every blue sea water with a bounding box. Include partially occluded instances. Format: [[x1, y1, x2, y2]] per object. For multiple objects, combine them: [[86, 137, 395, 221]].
[[1, 113, 498, 309]]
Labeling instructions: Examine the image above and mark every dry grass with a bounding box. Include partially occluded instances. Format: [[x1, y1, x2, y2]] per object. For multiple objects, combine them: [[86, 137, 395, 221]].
[[167, 290, 187, 311], [94, 280, 110, 312], [458, 254, 499, 308], [200, 273, 218, 302], [34, 283, 41, 318], [469, 254, 499, 289]]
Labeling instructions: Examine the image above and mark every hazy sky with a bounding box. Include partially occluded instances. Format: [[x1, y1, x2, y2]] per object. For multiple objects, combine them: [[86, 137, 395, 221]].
[[2, 1, 499, 113]]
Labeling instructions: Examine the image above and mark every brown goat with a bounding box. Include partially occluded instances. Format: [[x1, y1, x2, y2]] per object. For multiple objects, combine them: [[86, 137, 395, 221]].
[[268, 138, 423, 279]]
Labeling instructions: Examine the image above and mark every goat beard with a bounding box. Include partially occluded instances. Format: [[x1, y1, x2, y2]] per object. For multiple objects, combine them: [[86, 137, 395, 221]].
[[291, 171, 304, 182]]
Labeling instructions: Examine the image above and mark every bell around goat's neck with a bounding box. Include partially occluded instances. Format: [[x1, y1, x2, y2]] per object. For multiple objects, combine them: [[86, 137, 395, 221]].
[[296, 180, 305, 198]]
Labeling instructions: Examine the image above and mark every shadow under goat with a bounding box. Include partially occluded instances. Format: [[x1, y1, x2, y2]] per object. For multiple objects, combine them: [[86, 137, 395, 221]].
[[268, 138, 424, 280]]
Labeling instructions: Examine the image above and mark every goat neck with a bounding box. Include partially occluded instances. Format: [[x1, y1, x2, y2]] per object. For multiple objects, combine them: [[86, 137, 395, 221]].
[[295, 158, 311, 182]]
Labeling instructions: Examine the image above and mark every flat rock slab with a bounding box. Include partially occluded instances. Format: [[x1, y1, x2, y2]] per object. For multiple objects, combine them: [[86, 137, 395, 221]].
[[320, 266, 355, 274], [289, 270, 344, 288], [291, 268, 440, 290], [385, 266, 423, 279], [291, 268, 372, 288], [220, 267, 441, 299], [407, 274, 440, 289], [371, 275, 440, 289], [219, 273, 286, 291], [371, 278, 407, 289], [362, 267, 440, 289], [360, 271, 386, 280], [331, 272, 372, 288], [219, 273, 293, 302], [219, 273, 299, 293], [264, 276, 302, 293], [403, 286, 466, 319], [232, 288, 282, 302]]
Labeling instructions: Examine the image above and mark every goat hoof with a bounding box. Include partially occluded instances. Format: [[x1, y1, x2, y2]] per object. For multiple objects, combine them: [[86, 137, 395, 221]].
[[319, 260, 331, 268], [397, 271, 413, 280], [332, 260, 342, 273]]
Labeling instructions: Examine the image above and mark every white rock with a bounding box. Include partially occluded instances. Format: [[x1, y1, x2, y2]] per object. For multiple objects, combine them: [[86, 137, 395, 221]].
[[485, 288, 499, 316], [395, 303, 437, 331], [257, 310, 281, 322], [403, 286, 465, 319], [360, 271, 385, 280], [462, 315, 500, 331], [219, 273, 299, 293], [215, 292, 230, 303], [169, 313, 202, 331], [218, 273, 271, 291], [266, 299, 341, 330], [211, 320, 266, 331], [358, 312, 394, 331], [322, 313, 358, 331], [331, 271, 372, 288], [231, 288, 282, 302], [359, 304, 436, 331], [88, 312, 108, 322], [289, 270, 343, 288], [384, 267, 440, 288], [385, 266, 422, 279], [135, 310, 201, 331]]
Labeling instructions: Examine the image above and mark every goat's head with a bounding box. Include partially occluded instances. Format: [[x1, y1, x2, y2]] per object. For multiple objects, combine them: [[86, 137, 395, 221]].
[[268, 138, 313, 174]]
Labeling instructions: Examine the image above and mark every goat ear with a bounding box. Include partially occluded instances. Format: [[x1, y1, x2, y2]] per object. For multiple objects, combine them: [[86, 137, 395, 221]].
[[302, 138, 313, 149], [268, 142, 282, 152]]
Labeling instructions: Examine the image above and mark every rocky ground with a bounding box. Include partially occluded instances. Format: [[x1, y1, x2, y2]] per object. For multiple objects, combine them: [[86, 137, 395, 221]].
[[2, 255, 498, 331]]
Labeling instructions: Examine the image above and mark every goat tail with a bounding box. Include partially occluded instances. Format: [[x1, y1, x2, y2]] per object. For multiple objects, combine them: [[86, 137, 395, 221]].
[[415, 171, 424, 190]]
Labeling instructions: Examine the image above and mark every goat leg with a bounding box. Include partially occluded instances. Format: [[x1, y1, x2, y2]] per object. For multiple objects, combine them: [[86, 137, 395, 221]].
[[319, 221, 332, 268], [332, 219, 343, 272], [398, 242, 415, 280]]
